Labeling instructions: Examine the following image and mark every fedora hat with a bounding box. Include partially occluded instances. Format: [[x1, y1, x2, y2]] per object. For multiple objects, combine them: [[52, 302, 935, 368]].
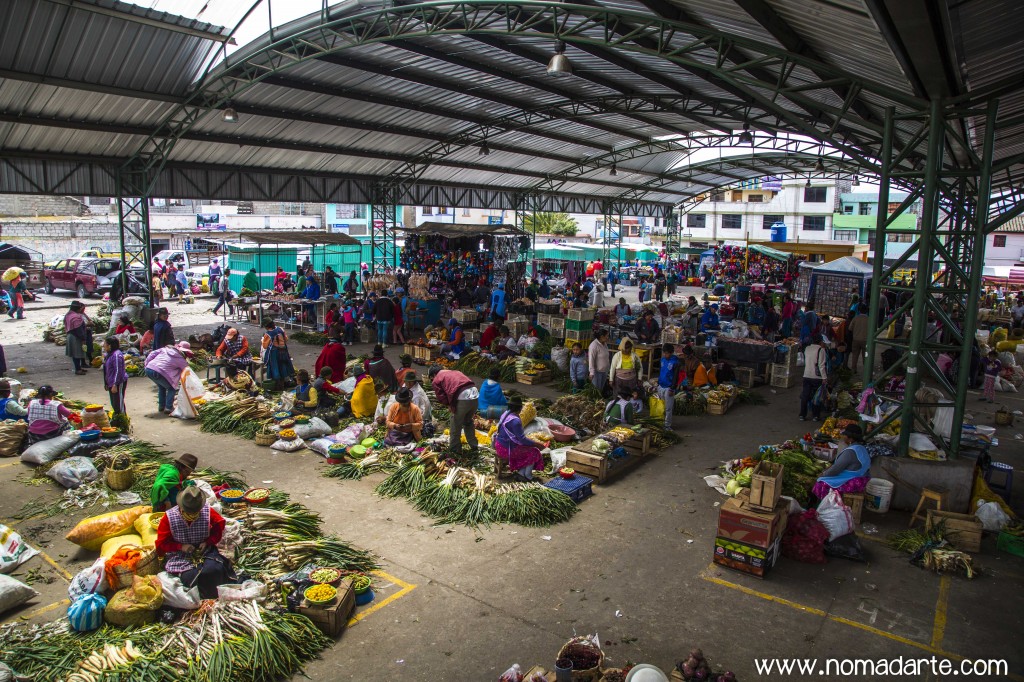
[[177, 486, 205, 515], [175, 453, 198, 472]]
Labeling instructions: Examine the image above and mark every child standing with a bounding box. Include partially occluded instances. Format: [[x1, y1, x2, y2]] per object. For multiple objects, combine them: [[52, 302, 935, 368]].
[[342, 300, 357, 344], [981, 349, 1001, 402], [569, 342, 588, 392], [102, 337, 128, 414]]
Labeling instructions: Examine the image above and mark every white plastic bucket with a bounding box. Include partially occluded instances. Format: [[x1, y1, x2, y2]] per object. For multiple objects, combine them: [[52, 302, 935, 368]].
[[865, 479, 894, 513]]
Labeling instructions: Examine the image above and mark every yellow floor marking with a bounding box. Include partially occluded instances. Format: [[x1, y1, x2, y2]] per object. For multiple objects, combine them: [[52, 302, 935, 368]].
[[930, 575, 951, 649], [38, 549, 73, 582], [347, 569, 417, 627], [0, 460, 23, 469], [0, 598, 70, 625]]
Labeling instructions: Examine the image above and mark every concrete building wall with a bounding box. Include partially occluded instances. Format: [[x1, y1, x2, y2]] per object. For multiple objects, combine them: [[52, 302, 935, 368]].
[[985, 232, 1024, 268], [0, 220, 120, 258], [0, 195, 90, 217]]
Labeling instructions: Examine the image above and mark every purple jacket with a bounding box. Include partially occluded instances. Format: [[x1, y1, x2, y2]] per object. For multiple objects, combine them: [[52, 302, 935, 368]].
[[103, 350, 128, 388], [144, 346, 189, 387]]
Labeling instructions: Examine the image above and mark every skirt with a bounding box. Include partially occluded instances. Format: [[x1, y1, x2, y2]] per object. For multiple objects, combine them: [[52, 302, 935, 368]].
[[265, 346, 294, 380], [612, 368, 640, 397], [494, 440, 544, 473], [811, 476, 869, 501]]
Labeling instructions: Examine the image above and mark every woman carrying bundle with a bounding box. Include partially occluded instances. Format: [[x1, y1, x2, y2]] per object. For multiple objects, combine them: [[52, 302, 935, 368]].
[[494, 396, 545, 482]]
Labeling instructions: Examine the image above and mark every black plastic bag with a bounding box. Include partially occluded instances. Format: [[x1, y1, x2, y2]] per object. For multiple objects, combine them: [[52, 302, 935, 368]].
[[66, 435, 132, 458], [824, 532, 868, 562]]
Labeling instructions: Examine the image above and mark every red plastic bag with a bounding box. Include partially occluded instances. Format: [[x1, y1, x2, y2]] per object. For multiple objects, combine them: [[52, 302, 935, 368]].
[[782, 509, 829, 564]]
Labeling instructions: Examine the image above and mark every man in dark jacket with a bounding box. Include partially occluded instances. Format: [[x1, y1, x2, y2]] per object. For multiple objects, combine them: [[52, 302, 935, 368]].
[[374, 292, 394, 348], [429, 365, 479, 457], [634, 310, 660, 344], [323, 266, 339, 296]]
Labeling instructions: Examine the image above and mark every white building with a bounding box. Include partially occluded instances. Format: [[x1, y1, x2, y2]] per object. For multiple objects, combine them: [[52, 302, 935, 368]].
[[983, 215, 1024, 268], [678, 178, 839, 247]]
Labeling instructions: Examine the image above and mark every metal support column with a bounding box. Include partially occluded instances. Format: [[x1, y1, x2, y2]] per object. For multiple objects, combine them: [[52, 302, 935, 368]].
[[602, 202, 613, 267], [897, 99, 945, 456], [862, 107, 894, 385], [369, 184, 398, 274], [115, 167, 153, 306]]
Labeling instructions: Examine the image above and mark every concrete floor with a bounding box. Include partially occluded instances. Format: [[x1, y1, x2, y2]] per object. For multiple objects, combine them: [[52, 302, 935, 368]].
[[0, 287, 1021, 681]]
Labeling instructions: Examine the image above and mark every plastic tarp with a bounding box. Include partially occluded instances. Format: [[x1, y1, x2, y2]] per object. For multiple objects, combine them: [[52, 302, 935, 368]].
[[809, 256, 873, 277], [749, 244, 790, 262]]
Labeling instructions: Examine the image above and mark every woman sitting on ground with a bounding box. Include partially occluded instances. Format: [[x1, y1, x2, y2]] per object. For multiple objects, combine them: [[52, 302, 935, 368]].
[[222, 363, 256, 394], [384, 387, 423, 447], [312, 367, 342, 408], [477, 366, 508, 419], [364, 345, 398, 393], [348, 369, 379, 419], [156, 487, 237, 599], [115, 314, 136, 335], [292, 369, 318, 413], [494, 396, 545, 482], [27, 385, 73, 443], [604, 389, 639, 426]]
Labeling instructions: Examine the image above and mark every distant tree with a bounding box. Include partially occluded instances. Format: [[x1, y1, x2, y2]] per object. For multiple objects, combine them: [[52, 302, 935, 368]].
[[523, 212, 579, 236]]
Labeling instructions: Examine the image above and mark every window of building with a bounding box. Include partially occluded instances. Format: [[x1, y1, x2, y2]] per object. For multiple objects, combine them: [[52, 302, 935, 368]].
[[833, 229, 858, 241], [423, 207, 434, 215], [803, 186, 827, 203], [994, 235, 1007, 247], [462, 207, 472, 216], [762, 215, 783, 230], [747, 194, 763, 202], [843, 205, 853, 214], [859, 203, 872, 215], [722, 214, 743, 229], [886, 233, 914, 243], [711, 191, 726, 202], [686, 214, 706, 228], [438, 207, 452, 215], [803, 216, 826, 231]]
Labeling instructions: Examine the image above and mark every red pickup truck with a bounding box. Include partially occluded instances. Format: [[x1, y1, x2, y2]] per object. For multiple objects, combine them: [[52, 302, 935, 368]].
[[43, 258, 121, 298]]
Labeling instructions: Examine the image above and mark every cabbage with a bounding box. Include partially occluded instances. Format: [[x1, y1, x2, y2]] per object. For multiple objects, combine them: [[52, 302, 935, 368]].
[[735, 469, 753, 487], [592, 439, 611, 454], [726, 479, 741, 496]]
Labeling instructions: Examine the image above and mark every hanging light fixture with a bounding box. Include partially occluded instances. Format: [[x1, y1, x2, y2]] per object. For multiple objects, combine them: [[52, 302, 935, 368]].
[[479, 141, 490, 156], [805, 176, 812, 188], [547, 40, 572, 77], [814, 157, 825, 172], [737, 122, 753, 145], [610, 164, 618, 176], [222, 103, 238, 123]]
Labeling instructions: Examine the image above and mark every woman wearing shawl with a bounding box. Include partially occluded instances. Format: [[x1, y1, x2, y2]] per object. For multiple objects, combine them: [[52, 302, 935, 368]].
[[494, 396, 544, 481], [64, 301, 93, 375]]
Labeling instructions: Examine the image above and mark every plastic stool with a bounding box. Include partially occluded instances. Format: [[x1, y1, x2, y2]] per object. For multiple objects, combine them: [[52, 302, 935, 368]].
[[909, 486, 948, 528], [985, 462, 1014, 501]]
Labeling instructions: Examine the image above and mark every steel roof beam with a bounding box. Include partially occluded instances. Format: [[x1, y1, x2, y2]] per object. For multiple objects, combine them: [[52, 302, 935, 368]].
[[314, 53, 652, 143], [40, 0, 232, 43]]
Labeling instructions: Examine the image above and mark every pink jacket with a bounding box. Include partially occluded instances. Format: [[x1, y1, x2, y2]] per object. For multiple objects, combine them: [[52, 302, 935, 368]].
[[144, 346, 189, 387]]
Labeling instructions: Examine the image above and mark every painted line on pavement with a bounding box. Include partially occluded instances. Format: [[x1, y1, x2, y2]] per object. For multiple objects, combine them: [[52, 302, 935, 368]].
[[930, 574, 951, 649], [347, 569, 417, 627], [0, 598, 70, 625]]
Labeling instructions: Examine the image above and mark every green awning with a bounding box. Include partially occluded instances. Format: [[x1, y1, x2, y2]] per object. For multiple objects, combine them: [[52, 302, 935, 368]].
[[749, 244, 789, 261]]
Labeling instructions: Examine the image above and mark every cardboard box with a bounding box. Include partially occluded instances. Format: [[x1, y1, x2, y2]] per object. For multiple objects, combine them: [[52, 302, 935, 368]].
[[718, 495, 788, 549], [842, 492, 864, 525], [713, 534, 782, 578], [748, 461, 784, 511]]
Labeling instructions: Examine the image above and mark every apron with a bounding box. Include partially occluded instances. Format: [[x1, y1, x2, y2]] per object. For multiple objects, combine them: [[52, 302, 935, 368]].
[[612, 367, 639, 396], [818, 445, 871, 489]]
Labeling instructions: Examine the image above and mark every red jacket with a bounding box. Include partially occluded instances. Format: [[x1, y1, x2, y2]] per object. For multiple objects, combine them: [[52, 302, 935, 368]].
[[480, 324, 499, 350], [314, 340, 347, 382], [155, 508, 225, 554], [431, 369, 475, 408]]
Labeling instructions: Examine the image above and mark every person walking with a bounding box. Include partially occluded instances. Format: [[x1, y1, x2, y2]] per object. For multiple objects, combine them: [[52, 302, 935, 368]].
[[588, 329, 611, 395], [144, 341, 193, 415], [63, 301, 92, 375], [374, 290, 394, 348], [212, 268, 233, 316], [429, 365, 479, 458], [8, 275, 27, 319], [799, 336, 829, 422], [103, 336, 128, 414], [847, 305, 870, 373]]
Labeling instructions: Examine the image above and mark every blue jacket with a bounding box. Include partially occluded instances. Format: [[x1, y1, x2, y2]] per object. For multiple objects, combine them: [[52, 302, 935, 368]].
[[700, 310, 720, 332], [491, 289, 507, 318], [478, 379, 507, 412], [569, 353, 588, 383], [747, 304, 765, 326], [302, 282, 321, 300], [658, 355, 680, 389], [0, 397, 24, 421]]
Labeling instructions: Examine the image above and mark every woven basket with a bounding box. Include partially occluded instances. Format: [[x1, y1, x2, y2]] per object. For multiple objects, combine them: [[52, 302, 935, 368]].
[[255, 430, 277, 446], [112, 549, 161, 589], [995, 405, 1014, 426], [106, 465, 135, 491], [557, 637, 604, 681], [81, 407, 110, 430]]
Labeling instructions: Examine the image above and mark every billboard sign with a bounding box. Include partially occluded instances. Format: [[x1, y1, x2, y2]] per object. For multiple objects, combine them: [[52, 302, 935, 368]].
[[196, 213, 226, 231]]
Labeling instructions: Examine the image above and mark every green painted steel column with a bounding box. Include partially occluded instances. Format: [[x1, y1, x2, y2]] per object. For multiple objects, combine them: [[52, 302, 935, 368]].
[[898, 99, 945, 456], [949, 100, 998, 457], [862, 106, 894, 387]]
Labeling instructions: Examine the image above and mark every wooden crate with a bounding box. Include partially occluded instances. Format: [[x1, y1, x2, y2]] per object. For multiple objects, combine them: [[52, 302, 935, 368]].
[[843, 492, 865, 525], [516, 370, 552, 385], [536, 313, 552, 329], [706, 396, 733, 415], [298, 579, 356, 637], [927, 509, 982, 553], [464, 330, 480, 345], [413, 345, 440, 364], [771, 362, 796, 378], [624, 429, 651, 456], [565, 438, 650, 484], [509, 320, 529, 338], [402, 343, 418, 357], [453, 308, 479, 323], [733, 366, 756, 389], [748, 461, 783, 511], [568, 308, 595, 321], [770, 364, 798, 389]]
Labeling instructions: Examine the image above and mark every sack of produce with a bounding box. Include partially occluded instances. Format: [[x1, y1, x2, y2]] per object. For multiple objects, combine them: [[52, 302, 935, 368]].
[[0, 524, 39, 574], [782, 509, 829, 564], [336, 423, 366, 446], [270, 436, 306, 452], [307, 437, 336, 457], [80, 405, 110, 430], [65, 505, 151, 551], [66, 434, 132, 458], [68, 557, 108, 601], [100, 535, 143, 560], [519, 401, 537, 427], [21, 433, 80, 465], [293, 417, 331, 440], [68, 593, 107, 632], [103, 575, 163, 626], [551, 346, 570, 372], [0, 421, 27, 457], [157, 572, 200, 610], [46, 456, 99, 489], [0, 574, 37, 615], [133, 512, 164, 547]]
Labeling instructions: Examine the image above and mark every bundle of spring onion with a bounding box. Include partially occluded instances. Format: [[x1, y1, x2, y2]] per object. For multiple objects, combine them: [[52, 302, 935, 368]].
[[0, 600, 330, 682], [198, 395, 275, 439]]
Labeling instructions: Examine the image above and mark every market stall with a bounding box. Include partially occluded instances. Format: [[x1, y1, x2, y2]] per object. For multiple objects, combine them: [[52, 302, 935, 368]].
[[800, 256, 873, 317]]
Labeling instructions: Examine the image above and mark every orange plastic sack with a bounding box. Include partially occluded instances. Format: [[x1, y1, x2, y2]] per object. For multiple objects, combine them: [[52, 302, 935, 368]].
[[65, 505, 151, 551]]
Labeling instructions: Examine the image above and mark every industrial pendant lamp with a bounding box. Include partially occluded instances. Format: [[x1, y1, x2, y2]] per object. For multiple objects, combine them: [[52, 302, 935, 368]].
[[479, 141, 490, 156], [547, 40, 572, 77], [814, 157, 825, 172], [610, 164, 617, 176], [222, 103, 238, 123], [805, 176, 812, 188], [737, 122, 753, 145]]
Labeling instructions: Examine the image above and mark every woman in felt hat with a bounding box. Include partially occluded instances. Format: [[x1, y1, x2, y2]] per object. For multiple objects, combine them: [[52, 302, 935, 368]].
[[155, 486, 237, 599], [494, 396, 544, 481], [26, 385, 73, 443], [813, 424, 872, 500], [143, 341, 194, 415], [384, 387, 423, 446], [150, 453, 198, 511], [63, 300, 93, 375]]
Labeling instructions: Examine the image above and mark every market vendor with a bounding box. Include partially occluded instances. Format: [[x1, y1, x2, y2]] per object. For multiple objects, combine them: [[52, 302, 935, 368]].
[[314, 332, 347, 382], [0, 380, 26, 420], [610, 339, 642, 397], [242, 268, 260, 294], [681, 296, 702, 333], [480, 321, 500, 351], [273, 266, 289, 292], [490, 283, 507, 322], [395, 354, 415, 385], [26, 385, 72, 442], [349, 370, 379, 419], [813, 424, 871, 500], [292, 370, 318, 413], [634, 310, 660, 344], [679, 346, 701, 387], [429, 365, 479, 458], [365, 345, 398, 392], [614, 297, 631, 320], [604, 389, 639, 425], [441, 318, 466, 357], [216, 328, 252, 372], [376, 370, 431, 423], [384, 387, 423, 446], [312, 367, 342, 408], [494, 396, 545, 481], [222, 363, 256, 394], [478, 366, 508, 418], [301, 274, 321, 321], [150, 453, 198, 512], [492, 325, 518, 360], [156, 487, 236, 600], [261, 318, 294, 391], [700, 303, 721, 333]]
